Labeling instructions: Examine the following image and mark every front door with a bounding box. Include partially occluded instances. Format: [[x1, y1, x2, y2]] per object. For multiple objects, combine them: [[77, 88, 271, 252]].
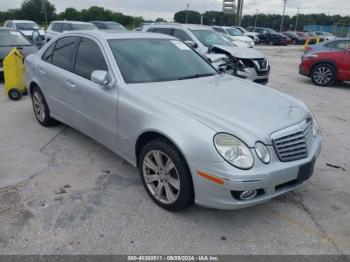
[[64, 37, 119, 149]]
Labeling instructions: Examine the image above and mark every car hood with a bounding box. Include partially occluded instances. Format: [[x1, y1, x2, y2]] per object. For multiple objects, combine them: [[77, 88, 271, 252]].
[[211, 45, 265, 59], [0, 45, 38, 60], [133, 75, 310, 146]]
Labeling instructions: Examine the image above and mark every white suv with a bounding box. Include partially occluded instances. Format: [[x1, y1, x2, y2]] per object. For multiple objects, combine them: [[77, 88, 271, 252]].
[[45, 21, 97, 42]]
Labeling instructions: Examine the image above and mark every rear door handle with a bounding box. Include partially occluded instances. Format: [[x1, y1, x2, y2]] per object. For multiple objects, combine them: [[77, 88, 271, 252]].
[[65, 80, 76, 89]]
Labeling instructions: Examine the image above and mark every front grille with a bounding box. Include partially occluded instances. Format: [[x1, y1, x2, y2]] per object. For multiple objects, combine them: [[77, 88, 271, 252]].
[[272, 118, 314, 162]]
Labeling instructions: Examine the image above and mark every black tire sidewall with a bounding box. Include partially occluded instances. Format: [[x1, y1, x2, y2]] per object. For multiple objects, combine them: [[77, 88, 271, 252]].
[[138, 139, 194, 212], [311, 64, 335, 87]]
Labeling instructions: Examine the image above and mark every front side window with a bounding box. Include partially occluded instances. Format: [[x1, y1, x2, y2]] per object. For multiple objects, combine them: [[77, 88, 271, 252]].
[[226, 28, 243, 36], [51, 23, 63, 32], [325, 40, 346, 49], [191, 30, 231, 47], [62, 23, 71, 32], [74, 37, 108, 79], [108, 39, 217, 84], [52, 36, 79, 71]]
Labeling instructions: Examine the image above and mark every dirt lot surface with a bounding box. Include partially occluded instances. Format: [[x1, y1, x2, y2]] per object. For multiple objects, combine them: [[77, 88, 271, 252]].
[[0, 45, 349, 255]]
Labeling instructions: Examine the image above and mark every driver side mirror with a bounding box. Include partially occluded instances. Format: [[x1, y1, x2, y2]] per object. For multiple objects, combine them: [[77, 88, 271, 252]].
[[184, 40, 198, 49], [91, 70, 110, 86]]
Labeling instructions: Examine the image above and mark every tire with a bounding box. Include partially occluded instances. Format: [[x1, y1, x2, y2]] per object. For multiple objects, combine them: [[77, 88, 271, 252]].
[[311, 63, 336, 87], [31, 86, 58, 126], [8, 89, 22, 101], [269, 41, 274, 46], [138, 138, 194, 211], [292, 39, 297, 45]]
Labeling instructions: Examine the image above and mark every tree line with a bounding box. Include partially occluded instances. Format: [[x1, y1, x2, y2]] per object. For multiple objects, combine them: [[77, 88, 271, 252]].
[[0, 0, 145, 28], [174, 10, 350, 31]]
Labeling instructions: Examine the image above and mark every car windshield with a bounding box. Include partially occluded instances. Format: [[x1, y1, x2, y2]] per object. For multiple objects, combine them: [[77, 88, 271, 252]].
[[15, 22, 38, 30], [108, 39, 217, 84], [71, 24, 97, 30], [0, 30, 31, 46], [226, 28, 243, 36], [191, 29, 231, 47]]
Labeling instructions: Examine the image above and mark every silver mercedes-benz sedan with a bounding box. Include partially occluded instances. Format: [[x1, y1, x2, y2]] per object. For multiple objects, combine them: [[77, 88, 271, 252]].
[[25, 31, 322, 211]]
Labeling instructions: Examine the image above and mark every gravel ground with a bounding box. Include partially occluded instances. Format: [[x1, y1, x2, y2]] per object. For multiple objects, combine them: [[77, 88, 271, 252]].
[[0, 45, 349, 255]]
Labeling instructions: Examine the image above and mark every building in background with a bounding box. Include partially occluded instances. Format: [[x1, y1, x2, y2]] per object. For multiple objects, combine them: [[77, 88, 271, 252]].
[[223, 0, 236, 14]]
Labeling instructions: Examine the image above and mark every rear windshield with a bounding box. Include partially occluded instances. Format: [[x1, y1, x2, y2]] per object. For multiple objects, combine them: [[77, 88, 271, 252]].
[[191, 30, 231, 47], [71, 24, 97, 30], [0, 30, 31, 46], [15, 22, 39, 30]]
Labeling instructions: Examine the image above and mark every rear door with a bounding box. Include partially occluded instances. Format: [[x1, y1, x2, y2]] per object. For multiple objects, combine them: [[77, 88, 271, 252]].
[[65, 36, 119, 148], [39, 36, 80, 123]]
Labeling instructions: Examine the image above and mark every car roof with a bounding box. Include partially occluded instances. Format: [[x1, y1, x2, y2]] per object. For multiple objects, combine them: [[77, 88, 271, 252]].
[[62, 30, 177, 40], [144, 23, 213, 31], [91, 21, 121, 24], [6, 20, 37, 23], [51, 20, 94, 25]]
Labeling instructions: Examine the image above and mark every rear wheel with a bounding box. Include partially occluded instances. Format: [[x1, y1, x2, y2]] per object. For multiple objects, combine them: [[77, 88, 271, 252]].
[[311, 64, 336, 86], [31, 86, 58, 126], [139, 139, 194, 211]]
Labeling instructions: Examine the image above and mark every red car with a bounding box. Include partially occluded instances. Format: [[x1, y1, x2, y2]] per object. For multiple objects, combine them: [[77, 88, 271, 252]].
[[299, 48, 350, 86]]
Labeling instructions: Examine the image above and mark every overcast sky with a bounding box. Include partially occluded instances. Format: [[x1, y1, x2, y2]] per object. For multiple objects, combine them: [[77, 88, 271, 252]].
[[0, 0, 348, 20]]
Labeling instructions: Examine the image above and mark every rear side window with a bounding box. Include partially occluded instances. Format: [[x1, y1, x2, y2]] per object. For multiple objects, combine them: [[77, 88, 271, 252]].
[[74, 37, 108, 80], [42, 42, 55, 63], [152, 28, 173, 36], [173, 29, 192, 42], [62, 23, 71, 32], [213, 27, 225, 34], [325, 40, 347, 49], [52, 36, 79, 71]]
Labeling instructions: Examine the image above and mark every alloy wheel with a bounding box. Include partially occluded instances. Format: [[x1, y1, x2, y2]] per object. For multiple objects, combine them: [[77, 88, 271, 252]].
[[313, 66, 333, 85], [142, 150, 180, 204], [33, 91, 46, 122]]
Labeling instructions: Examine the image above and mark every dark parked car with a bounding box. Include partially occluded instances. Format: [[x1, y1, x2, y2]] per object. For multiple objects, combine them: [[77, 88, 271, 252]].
[[90, 21, 126, 31], [299, 48, 350, 86], [283, 31, 308, 45], [247, 27, 288, 45], [0, 28, 38, 78]]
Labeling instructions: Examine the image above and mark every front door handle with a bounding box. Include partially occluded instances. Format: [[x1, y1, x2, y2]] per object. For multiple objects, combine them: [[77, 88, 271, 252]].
[[65, 80, 76, 89]]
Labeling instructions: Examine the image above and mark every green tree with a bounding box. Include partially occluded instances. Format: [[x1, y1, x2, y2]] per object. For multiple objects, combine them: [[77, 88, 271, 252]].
[[21, 0, 55, 24], [174, 10, 201, 24], [58, 7, 81, 21]]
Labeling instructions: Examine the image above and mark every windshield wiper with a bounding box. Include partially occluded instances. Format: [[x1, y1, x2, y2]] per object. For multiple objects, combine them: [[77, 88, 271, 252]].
[[177, 73, 216, 80]]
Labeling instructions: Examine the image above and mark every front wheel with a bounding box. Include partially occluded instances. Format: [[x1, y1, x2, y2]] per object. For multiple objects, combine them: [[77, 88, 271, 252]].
[[311, 64, 336, 87], [139, 139, 194, 211]]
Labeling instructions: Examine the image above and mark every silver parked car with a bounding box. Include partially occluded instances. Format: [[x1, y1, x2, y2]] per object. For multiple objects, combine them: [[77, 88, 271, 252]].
[[25, 31, 322, 211]]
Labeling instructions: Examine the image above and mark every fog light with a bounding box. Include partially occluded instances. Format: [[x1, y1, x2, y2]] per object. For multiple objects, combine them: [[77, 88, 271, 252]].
[[240, 190, 258, 200]]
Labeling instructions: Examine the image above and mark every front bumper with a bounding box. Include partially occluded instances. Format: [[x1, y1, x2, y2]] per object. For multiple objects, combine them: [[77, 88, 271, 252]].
[[236, 66, 270, 84], [189, 133, 322, 210], [299, 63, 309, 77]]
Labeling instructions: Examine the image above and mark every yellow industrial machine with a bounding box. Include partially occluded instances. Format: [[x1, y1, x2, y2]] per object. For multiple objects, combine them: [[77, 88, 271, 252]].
[[3, 48, 26, 101]]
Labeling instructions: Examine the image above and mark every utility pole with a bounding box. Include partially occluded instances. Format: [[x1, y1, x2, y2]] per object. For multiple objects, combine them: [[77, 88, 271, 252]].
[[294, 7, 300, 31], [280, 0, 288, 32], [185, 3, 189, 24], [254, 9, 259, 29], [235, 0, 244, 26], [43, 1, 48, 25]]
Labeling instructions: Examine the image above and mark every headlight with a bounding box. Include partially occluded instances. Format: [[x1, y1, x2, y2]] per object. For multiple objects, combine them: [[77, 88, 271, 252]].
[[214, 133, 254, 170], [255, 142, 271, 164]]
